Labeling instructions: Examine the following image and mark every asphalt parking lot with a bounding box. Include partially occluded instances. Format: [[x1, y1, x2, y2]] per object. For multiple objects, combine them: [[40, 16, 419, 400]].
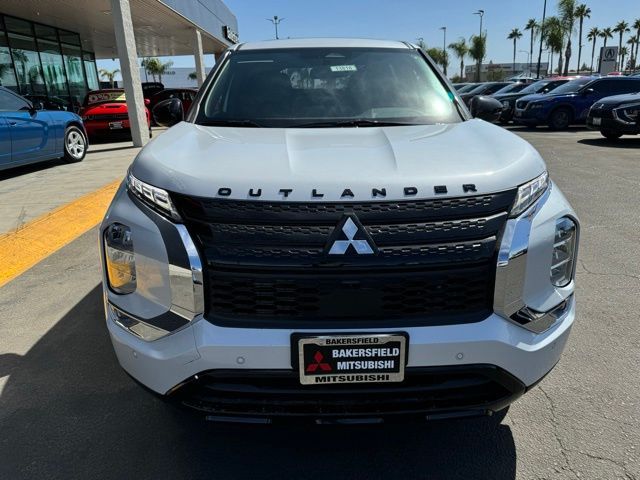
[[0, 127, 638, 480]]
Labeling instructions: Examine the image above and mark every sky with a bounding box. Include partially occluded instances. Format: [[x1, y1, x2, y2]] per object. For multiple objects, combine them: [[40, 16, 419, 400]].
[[97, 0, 640, 75]]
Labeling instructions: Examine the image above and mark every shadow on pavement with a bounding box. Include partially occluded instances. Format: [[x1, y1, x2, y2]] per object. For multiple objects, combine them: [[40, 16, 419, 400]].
[[0, 158, 65, 181], [578, 137, 640, 149], [0, 286, 517, 480]]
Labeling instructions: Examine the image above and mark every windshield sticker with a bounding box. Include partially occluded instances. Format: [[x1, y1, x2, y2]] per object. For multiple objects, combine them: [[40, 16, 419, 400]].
[[330, 65, 357, 72]]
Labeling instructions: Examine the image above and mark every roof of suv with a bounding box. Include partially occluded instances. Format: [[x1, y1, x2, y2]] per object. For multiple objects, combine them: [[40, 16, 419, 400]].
[[235, 38, 412, 51]]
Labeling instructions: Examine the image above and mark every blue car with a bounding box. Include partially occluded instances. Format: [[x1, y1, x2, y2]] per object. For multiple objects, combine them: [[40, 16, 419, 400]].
[[0, 87, 88, 171], [513, 76, 640, 130]]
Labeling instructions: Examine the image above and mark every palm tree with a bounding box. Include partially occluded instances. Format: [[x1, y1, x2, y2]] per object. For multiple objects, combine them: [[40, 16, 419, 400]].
[[426, 47, 448, 72], [619, 46, 629, 71], [587, 27, 600, 73], [574, 4, 591, 73], [468, 34, 486, 82], [98, 68, 120, 88], [633, 19, 640, 70], [448, 38, 469, 79], [613, 21, 630, 70], [627, 37, 638, 71], [508, 28, 523, 74], [558, 0, 576, 75], [524, 19, 539, 74], [600, 27, 613, 48], [544, 17, 565, 74]]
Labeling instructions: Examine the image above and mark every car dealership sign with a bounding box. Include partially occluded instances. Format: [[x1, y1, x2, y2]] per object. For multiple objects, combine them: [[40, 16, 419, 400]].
[[599, 47, 618, 75]]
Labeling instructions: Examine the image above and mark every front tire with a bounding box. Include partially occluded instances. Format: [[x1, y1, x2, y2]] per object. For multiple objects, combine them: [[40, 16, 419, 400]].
[[63, 126, 87, 163], [548, 108, 571, 130], [601, 129, 623, 140]]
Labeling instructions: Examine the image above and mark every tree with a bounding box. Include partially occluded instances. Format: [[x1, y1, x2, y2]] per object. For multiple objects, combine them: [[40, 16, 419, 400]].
[[524, 19, 539, 74], [613, 21, 630, 70], [448, 38, 469, 79], [98, 68, 120, 88], [468, 34, 486, 82], [600, 27, 613, 48], [426, 47, 448, 72], [633, 19, 640, 70], [628, 37, 638, 71], [620, 46, 629, 71], [558, 0, 576, 75], [543, 17, 565, 74], [507, 28, 523, 74], [141, 57, 174, 83], [587, 27, 600, 73], [574, 4, 591, 73]]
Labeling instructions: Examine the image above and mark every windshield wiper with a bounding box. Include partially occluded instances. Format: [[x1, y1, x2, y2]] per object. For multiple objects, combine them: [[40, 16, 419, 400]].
[[291, 119, 423, 128], [198, 119, 264, 127]]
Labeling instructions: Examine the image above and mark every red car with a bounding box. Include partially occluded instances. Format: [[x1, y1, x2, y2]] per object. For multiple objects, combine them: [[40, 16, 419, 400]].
[[79, 89, 151, 140], [148, 88, 197, 119]]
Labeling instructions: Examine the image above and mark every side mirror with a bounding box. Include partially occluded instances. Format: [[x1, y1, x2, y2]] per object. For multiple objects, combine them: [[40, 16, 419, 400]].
[[469, 95, 503, 122], [152, 98, 183, 127], [583, 88, 595, 96]]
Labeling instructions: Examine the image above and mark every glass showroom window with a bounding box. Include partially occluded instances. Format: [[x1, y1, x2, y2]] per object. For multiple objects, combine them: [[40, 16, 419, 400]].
[[38, 39, 68, 100], [7, 33, 46, 96], [83, 51, 99, 91], [62, 44, 87, 112], [0, 28, 19, 91]]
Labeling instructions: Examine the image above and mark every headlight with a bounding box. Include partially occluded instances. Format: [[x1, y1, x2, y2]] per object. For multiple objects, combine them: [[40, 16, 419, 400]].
[[510, 171, 549, 217], [104, 223, 136, 294], [127, 171, 181, 221], [613, 103, 640, 124], [502, 100, 511, 108], [551, 217, 577, 287], [528, 103, 544, 110]]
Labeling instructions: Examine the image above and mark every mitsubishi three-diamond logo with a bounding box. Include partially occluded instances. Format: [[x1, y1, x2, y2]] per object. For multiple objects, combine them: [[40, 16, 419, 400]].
[[326, 215, 377, 255]]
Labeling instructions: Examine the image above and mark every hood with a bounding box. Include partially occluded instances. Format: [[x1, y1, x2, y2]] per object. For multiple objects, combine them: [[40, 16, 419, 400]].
[[492, 92, 526, 101], [131, 120, 546, 202], [595, 93, 640, 107]]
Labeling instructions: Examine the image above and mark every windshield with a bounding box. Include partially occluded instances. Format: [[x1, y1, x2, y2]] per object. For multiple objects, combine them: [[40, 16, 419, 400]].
[[457, 83, 478, 93], [494, 83, 527, 95], [519, 80, 551, 94], [548, 77, 593, 94], [197, 48, 460, 127]]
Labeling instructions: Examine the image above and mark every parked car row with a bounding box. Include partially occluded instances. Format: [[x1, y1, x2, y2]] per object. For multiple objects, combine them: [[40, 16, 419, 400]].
[[461, 76, 640, 139]]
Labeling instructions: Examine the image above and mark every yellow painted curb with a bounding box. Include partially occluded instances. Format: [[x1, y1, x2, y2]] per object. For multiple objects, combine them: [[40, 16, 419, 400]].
[[0, 179, 121, 288]]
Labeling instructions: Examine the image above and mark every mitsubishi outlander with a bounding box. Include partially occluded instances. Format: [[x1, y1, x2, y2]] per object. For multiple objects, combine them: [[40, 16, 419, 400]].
[[100, 39, 579, 423]]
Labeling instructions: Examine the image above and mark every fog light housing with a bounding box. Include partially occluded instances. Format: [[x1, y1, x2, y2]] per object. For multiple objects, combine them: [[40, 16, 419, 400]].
[[551, 217, 577, 287], [104, 223, 136, 294]]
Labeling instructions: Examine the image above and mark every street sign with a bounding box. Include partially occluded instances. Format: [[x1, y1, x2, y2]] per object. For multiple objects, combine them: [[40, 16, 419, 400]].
[[599, 46, 618, 74]]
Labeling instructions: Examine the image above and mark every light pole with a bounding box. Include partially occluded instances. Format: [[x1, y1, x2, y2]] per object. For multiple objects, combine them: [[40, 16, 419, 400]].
[[473, 10, 485, 81], [440, 26, 447, 76], [536, 0, 547, 78], [519, 49, 531, 74], [267, 16, 284, 40]]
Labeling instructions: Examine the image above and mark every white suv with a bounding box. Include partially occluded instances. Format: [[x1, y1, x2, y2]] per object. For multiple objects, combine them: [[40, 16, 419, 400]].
[[100, 38, 578, 423]]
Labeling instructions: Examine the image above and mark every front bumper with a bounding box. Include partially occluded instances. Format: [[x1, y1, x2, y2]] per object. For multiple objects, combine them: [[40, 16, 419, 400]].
[[586, 115, 640, 135], [513, 108, 547, 125], [101, 180, 578, 418]]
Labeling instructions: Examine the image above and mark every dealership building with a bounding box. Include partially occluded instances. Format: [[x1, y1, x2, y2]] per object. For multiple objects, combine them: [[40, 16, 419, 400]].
[[0, 0, 238, 145]]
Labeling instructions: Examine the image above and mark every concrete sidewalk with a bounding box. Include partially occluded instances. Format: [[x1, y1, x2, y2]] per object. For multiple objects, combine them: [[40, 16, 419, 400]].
[[0, 128, 165, 235]]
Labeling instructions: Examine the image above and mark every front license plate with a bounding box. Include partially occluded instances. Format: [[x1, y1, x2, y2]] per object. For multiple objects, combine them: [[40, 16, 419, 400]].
[[109, 121, 124, 129], [295, 333, 407, 385], [592, 117, 602, 126]]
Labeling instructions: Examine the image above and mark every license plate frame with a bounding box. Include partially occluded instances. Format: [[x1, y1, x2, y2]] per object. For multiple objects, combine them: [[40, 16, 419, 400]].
[[592, 117, 602, 126], [109, 121, 124, 130], [292, 333, 408, 385]]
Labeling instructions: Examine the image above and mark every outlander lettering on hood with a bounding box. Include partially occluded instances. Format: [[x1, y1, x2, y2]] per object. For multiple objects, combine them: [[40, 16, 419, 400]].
[[214, 184, 478, 199]]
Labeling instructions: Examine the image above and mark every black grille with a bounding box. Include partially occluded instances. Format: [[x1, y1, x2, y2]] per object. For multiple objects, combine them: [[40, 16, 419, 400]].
[[515, 100, 529, 110], [172, 191, 516, 327], [172, 366, 525, 419]]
